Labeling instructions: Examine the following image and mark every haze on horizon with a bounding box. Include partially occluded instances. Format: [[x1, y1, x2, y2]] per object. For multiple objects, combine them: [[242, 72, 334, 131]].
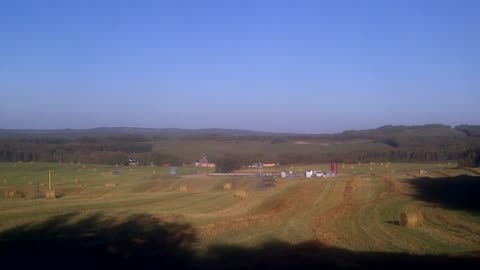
[[1, 0, 479, 133]]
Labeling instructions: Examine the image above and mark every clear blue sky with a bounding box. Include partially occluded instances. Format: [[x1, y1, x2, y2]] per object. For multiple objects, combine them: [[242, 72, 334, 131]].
[[1, 0, 479, 133]]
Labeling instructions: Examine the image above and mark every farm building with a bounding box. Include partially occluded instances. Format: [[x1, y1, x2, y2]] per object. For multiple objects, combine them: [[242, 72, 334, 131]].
[[248, 162, 277, 168], [195, 156, 216, 168]]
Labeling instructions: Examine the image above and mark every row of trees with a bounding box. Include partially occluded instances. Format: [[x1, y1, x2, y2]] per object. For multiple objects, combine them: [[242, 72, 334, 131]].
[[458, 148, 480, 167]]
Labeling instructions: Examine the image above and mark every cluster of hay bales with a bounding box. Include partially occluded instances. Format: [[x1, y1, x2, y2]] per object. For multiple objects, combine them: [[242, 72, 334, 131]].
[[5, 190, 25, 198], [234, 190, 248, 199], [45, 190, 56, 199], [223, 183, 232, 190], [105, 183, 117, 187], [179, 185, 189, 192], [399, 210, 423, 228]]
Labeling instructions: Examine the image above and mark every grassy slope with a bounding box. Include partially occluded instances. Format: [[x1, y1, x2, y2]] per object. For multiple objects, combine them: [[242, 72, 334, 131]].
[[0, 162, 479, 255]]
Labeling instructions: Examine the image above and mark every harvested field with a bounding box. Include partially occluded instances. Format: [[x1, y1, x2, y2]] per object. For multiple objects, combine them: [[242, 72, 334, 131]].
[[0, 162, 479, 257]]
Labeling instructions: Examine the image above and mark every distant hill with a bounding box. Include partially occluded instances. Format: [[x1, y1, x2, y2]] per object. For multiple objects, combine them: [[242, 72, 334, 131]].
[[455, 125, 480, 137], [0, 127, 281, 139], [340, 124, 465, 138], [2, 124, 480, 165], [0, 124, 474, 139]]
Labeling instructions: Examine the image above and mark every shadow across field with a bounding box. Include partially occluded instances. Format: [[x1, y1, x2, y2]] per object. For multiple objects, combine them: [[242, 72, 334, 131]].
[[0, 213, 479, 270], [408, 174, 480, 213]]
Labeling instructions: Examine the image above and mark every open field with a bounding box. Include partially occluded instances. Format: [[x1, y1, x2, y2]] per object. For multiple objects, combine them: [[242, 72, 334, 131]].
[[1, 162, 480, 269], [1, 161, 479, 254]]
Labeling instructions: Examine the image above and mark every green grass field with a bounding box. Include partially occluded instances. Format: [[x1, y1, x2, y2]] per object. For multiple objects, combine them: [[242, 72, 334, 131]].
[[1, 161, 479, 256]]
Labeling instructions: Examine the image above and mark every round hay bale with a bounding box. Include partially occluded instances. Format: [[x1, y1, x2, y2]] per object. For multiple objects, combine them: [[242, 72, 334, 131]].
[[234, 190, 248, 199], [399, 211, 423, 228], [223, 183, 232, 190], [179, 185, 189, 192], [45, 190, 57, 199], [5, 190, 25, 198]]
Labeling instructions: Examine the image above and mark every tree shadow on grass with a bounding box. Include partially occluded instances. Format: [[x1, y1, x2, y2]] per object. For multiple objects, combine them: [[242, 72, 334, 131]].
[[0, 212, 197, 269], [0, 212, 479, 270], [407, 174, 480, 214]]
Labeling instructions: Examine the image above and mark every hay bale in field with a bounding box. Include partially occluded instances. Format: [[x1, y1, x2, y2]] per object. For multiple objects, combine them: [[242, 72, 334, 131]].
[[399, 210, 423, 228], [369, 167, 373, 171], [179, 185, 189, 192], [45, 190, 56, 199], [105, 183, 117, 187], [234, 190, 248, 199], [5, 190, 25, 198], [223, 183, 232, 190]]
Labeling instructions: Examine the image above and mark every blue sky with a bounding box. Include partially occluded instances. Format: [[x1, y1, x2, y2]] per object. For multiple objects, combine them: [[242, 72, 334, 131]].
[[0, 0, 479, 133]]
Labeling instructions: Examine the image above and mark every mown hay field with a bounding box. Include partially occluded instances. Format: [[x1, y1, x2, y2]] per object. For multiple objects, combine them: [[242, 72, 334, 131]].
[[0, 162, 479, 255]]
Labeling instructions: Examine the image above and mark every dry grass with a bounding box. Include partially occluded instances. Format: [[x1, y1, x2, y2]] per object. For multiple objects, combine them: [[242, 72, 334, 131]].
[[0, 162, 478, 255]]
